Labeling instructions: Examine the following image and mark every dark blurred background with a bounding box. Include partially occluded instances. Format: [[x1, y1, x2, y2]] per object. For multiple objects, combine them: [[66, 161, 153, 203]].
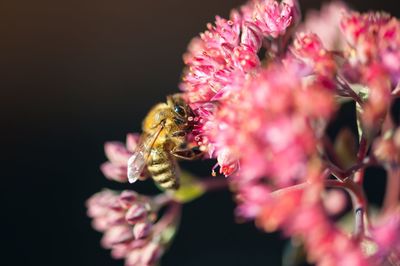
[[1, 0, 399, 265]]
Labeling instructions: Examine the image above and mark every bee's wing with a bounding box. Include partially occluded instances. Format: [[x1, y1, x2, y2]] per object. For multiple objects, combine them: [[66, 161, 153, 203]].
[[127, 123, 164, 183]]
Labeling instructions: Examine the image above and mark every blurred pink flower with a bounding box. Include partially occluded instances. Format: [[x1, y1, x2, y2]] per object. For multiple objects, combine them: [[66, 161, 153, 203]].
[[371, 211, 400, 264], [341, 11, 400, 84], [208, 63, 335, 185], [86, 190, 180, 266], [125, 242, 164, 266], [235, 184, 271, 219], [322, 189, 348, 216], [373, 128, 400, 165], [299, 1, 348, 50], [259, 186, 368, 266], [290, 32, 337, 85], [100, 133, 147, 182]]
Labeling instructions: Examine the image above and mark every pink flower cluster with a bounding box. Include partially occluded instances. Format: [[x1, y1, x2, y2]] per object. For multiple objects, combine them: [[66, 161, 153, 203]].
[[180, 0, 299, 156], [259, 187, 368, 266], [87, 190, 179, 266], [209, 61, 335, 185], [100, 134, 148, 183], [340, 11, 400, 128], [179, 1, 400, 265]]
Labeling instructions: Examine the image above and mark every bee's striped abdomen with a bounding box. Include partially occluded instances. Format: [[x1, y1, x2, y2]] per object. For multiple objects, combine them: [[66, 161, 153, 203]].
[[148, 148, 179, 190]]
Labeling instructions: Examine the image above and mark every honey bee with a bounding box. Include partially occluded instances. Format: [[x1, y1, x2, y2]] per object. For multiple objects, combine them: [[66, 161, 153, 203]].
[[127, 94, 202, 190]]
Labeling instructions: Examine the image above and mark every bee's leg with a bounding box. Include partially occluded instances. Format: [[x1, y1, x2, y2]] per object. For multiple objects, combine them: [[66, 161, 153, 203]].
[[171, 145, 202, 160], [171, 130, 186, 138]]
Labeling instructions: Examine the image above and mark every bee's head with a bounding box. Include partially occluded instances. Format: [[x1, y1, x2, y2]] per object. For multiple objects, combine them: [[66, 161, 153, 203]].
[[167, 94, 194, 123]]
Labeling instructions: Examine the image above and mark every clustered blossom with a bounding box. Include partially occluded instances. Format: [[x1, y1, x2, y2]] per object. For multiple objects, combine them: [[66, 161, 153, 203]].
[[180, 0, 299, 160], [88, 1, 400, 265], [370, 211, 400, 264], [208, 62, 335, 188], [87, 190, 180, 266], [179, 0, 400, 265], [259, 187, 368, 266], [100, 133, 146, 183], [299, 1, 348, 51]]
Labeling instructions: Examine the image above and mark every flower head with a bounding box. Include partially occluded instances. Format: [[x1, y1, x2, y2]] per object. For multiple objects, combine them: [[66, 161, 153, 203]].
[[341, 11, 400, 84], [86, 190, 180, 266], [299, 1, 348, 50], [251, 0, 294, 38], [370, 210, 400, 264], [100, 133, 147, 183], [208, 63, 335, 184]]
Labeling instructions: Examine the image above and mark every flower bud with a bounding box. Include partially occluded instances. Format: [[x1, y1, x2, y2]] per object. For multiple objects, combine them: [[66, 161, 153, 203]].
[[104, 141, 132, 166], [133, 222, 153, 239], [100, 162, 128, 183], [216, 148, 239, 177], [125, 203, 147, 224], [141, 242, 163, 266], [101, 225, 133, 248], [126, 133, 140, 153], [119, 190, 138, 209]]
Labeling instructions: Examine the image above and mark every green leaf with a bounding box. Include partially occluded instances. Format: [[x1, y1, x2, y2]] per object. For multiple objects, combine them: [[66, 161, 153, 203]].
[[160, 223, 178, 246], [334, 128, 358, 169], [282, 239, 307, 266], [171, 171, 205, 203]]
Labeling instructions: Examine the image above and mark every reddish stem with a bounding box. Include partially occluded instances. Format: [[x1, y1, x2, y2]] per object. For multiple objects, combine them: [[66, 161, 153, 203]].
[[383, 168, 400, 214], [271, 182, 308, 197], [153, 201, 182, 236], [325, 178, 368, 238], [354, 135, 368, 184], [200, 177, 228, 192], [327, 157, 374, 181], [336, 75, 363, 105], [153, 193, 174, 208]]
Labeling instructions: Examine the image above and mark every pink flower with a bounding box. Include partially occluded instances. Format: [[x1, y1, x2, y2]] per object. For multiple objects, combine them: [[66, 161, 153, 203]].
[[235, 184, 271, 219], [251, 0, 294, 38], [322, 189, 347, 216], [125, 242, 164, 266], [290, 32, 336, 82], [299, 1, 348, 50], [340, 11, 400, 84], [207, 63, 335, 184], [371, 211, 400, 264], [212, 147, 239, 177], [360, 64, 392, 128], [180, 0, 302, 163], [181, 13, 258, 104], [258, 185, 368, 266], [373, 127, 400, 165], [86, 190, 180, 266], [100, 133, 147, 183]]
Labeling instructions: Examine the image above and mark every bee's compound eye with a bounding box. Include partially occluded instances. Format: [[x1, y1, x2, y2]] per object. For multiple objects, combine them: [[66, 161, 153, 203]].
[[174, 105, 186, 117]]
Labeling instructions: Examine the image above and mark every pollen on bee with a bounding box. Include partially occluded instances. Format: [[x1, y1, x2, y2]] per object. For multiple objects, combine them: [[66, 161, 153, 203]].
[[188, 116, 194, 121]]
